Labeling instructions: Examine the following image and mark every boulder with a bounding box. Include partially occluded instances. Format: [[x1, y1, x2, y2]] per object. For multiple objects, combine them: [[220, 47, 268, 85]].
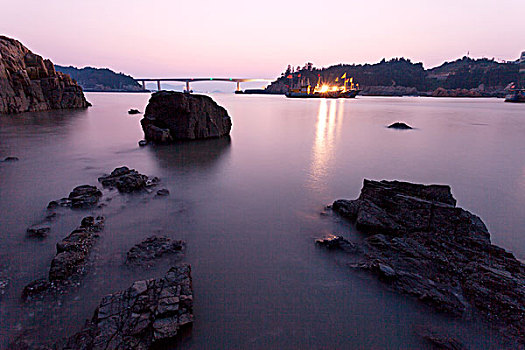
[[156, 188, 170, 196], [68, 185, 103, 208], [328, 179, 525, 345], [98, 166, 152, 193], [26, 224, 51, 237], [141, 91, 232, 142], [58, 265, 193, 349], [126, 236, 184, 267], [128, 109, 140, 114], [0, 35, 90, 114]]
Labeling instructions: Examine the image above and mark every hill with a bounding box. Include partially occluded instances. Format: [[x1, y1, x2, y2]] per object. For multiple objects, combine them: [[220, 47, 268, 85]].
[[54, 65, 143, 92], [266, 57, 520, 97]]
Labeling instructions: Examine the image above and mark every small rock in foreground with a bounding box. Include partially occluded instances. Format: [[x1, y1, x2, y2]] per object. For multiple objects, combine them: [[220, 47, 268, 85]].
[[26, 224, 51, 238], [2, 156, 19, 162], [156, 188, 170, 196], [128, 108, 141, 114], [47, 185, 102, 209], [387, 122, 413, 129], [98, 166, 152, 193], [138, 139, 148, 147], [58, 265, 193, 349], [126, 235, 184, 267]]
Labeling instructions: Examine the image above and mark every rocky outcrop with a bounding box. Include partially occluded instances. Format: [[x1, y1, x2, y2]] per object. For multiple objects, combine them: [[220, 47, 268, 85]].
[[57, 265, 193, 349], [141, 91, 232, 142], [387, 122, 413, 130], [126, 236, 185, 267], [23, 216, 105, 300], [47, 185, 103, 209], [327, 180, 525, 345], [98, 166, 157, 193], [0, 36, 90, 114]]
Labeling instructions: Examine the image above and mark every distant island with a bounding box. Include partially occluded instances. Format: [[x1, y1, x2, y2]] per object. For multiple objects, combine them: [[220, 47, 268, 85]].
[[54, 65, 144, 92], [266, 57, 521, 97]]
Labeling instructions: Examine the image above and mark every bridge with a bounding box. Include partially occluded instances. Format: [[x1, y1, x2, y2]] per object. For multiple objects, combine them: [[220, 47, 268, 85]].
[[134, 78, 273, 92]]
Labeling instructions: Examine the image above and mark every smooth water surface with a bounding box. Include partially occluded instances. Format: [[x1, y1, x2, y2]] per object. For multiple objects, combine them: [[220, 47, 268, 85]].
[[0, 93, 524, 348]]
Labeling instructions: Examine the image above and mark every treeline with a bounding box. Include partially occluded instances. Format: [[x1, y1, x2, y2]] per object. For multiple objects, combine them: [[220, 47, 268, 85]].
[[55, 65, 142, 92], [267, 57, 520, 93]]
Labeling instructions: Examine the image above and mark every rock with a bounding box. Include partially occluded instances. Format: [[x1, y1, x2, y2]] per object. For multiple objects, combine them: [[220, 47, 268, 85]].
[[330, 179, 525, 344], [138, 140, 148, 147], [126, 236, 184, 267], [23, 216, 105, 299], [26, 224, 50, 237], [420, 328, 468, 350], [68, 185, 103, 208], [2, 156, 19, 162], [98, 166, 151, 193], [315, 235, 357, 252], [388, 122, 413, 129], [156, 188, 170, 196], [141, 91, 232, 142], [0, 35, 89, 114], [128, 109, 140, 114], [59, 265, 193, 349]]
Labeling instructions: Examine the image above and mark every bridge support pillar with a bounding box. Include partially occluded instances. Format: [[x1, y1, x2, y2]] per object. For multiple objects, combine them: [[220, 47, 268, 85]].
[[141, 80, 146, 90], [236, 81, 240, 92], [186, 81, 190, 93], [157, 80, 161, 91]]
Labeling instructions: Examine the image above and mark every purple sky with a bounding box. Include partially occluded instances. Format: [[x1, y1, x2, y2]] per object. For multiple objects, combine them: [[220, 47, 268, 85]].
[[2, 0, 524, 79]]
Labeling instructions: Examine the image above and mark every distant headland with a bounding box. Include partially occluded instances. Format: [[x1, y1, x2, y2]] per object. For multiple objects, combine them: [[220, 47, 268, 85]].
[[54, 65, 144, 92]]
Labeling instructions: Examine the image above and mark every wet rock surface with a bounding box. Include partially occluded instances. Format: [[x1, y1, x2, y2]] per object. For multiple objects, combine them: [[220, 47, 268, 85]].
[[327, 179, 525, 345], [48, 185, 102, 209], [141, 91, 232, 142], [387, 122, 413, 129], [56, 265, 193, 349], [0, 35, 89, 114], [126, 236, 185, 267], [98, 166, 155, 193], [156, 188, 170, 196], [22, 216, 105, 300]]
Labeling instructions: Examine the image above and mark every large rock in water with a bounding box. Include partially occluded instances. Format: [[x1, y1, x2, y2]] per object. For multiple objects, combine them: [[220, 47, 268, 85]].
[[329, 180, 525, 346], [141, 91, 232, 142], [0, 35, 90, 114]]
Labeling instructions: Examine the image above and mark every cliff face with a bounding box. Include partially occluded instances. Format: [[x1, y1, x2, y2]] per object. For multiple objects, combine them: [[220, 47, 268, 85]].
[[0, 36, 90, 114]]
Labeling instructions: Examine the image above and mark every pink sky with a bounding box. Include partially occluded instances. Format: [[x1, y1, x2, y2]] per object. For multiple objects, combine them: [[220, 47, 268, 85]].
[[1, 0, 524, 79]]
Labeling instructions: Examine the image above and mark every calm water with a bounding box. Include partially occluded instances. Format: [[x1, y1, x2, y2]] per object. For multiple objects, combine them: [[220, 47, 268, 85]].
[[0, 93, 524, 349]]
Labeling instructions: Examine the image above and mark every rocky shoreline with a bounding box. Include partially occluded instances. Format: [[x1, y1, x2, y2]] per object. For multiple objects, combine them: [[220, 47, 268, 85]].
[[0, 36, 90, 114], [319, 179, 525, 347]]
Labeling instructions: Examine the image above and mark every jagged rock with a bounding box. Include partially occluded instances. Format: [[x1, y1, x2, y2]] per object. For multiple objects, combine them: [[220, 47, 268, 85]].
[[58, 265, 193, 349], [98, 166, 151, 193], [156, 188, 170, 196], [329, 179, 525, 344], [315, 235, 357, 252], [2, 156, 19, 162], [22, 216, 105, 300], [68, 185, 103, 208], [141, 91, 232, 142], [26, 224, 50, 237], [128, 109, 140, 114], [387, 122, 413, 129], [126, 236, 184, 267], [0, 35, 89, 114]]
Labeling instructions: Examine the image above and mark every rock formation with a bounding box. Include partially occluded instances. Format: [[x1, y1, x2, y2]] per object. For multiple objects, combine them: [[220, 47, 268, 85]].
[[126, 236, 185, 267], [0, 35, 90, 114], [98, 166, 158, 193], [141, 91, 232, 142], [387, 122, 413, 130], [23, 216, 105, 300], [47, 185, 103, 209], [57, 265, 193, 349], [325, 180, 525, 345]]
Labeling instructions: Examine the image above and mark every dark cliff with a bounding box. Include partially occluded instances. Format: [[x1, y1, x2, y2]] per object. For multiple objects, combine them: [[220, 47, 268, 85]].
[[55, 65, 143, 92], [0, 36, 90, 114]]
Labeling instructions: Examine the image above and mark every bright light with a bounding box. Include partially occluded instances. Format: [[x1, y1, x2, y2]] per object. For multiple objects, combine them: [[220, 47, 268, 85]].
[[319, 85, 329, 93]]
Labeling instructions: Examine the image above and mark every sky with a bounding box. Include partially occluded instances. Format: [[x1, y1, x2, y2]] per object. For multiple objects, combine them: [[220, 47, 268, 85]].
[[1, 0, 524, 80]]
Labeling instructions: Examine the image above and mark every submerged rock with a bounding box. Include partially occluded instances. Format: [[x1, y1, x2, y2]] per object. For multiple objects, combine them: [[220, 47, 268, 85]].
[[138, 139, 148, 147], [58, 265, 193, 349], [126, 235, 184, 267], [156, 188, 170, 196], [0, 35, 89, 114], [26, 223, 51, 238], [2, 156, 19, 162], [47, 185, 102, 209], [141, 91, 232, 142], [22, 216, 105, 300], [328, 179, 525, 344], [98, 166, 151, 193], [387, 122, 413, 129], [128, 108, 141, 114]]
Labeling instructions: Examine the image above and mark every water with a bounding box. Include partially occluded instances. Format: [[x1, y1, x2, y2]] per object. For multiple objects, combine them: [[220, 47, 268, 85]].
[[0, 93, 524, 348]]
